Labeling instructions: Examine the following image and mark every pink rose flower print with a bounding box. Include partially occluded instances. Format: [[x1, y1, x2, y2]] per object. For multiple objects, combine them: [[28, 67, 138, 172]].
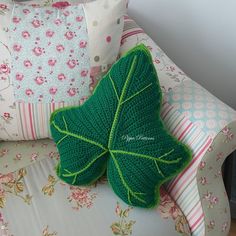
[[16, 73, 24, 81], [22, 8, 30, 15], [208, 146, 213, 152], [2, 112, 12, 123], [56, 44, 65, 52], [158, 190, 181, 220], [222, 127, 234, 143], [72, 189, 87, 201], [222, 222, 228, 232], [52, 1, 71, 9], [203, 191, 219, 208], [67, 186, 97, 210], [199, 161, 206, 170], [67, 59, 77, 69], [64, 31, 75, 40], [0, 64, 10, 74], [216, 152, 224, 161], [0, 4, 7, 10], [0, 173, 14, 183], [48, 59, 57, 66], [67, 88, 76, 97], [221, 126, 234, 142], [199, 177, 207, 185], [79, 40, 87, 48], [25, 89, 34, 97], [0, 148, 8, 157], [3, 112, 10, 119], [76, 16, 83, 22], [31, 153, 38, 162], [13, 44, 22, 52], [32, 47, 44, 56], [211, 196, 219, 205], [12, 16, 21, 24], [80, 69, 88, 77], [34, 76, 45, 85], [54, 19, 62, 26], [222, 126, 230, 135], [24, 60, 32, 68], [49, 87, 58, 95], [58, 73, 66, 81], [46, 30, 55, 38], [154, 58, 160, 64], [15, 153, 22, 161], [31, 19, 41, 28], [22, 31, 30, 39], [106, 36, 112, 43]]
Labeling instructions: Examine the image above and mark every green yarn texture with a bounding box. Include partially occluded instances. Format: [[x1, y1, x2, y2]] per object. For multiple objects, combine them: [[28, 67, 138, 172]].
[[50, 44, 191, 208]]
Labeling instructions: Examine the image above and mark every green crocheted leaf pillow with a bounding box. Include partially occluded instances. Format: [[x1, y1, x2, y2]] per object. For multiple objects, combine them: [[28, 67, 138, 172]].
[[50, 44, 191, 208]]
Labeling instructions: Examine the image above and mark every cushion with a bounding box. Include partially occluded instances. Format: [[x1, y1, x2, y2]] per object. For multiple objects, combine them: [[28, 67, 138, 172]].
[[50, 44, 191, 208], [0, 0, 126, 141]]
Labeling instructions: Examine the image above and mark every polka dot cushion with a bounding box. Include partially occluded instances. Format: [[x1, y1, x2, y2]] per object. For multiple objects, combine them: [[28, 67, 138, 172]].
[[167, 80, 236, 137], [50, 44, 191, 208], [0, 0, 126, 141]]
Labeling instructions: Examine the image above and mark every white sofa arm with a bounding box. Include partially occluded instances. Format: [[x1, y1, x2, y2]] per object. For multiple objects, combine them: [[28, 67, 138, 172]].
[[119, 16, 236, 236], [119, 16, 191, 93]]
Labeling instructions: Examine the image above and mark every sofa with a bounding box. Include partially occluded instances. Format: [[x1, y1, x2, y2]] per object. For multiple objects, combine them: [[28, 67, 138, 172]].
[[0, 16, 236, 236]]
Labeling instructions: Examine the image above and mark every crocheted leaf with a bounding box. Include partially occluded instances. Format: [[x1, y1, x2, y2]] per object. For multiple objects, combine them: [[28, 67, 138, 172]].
[[50, 44, 191, 208]]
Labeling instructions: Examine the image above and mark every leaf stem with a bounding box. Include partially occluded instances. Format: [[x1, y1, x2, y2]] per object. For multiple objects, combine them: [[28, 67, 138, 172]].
[[109, 74, 119, 102], [108, 56, 138, 149], [111, 149, 177, 164], [62, 150, 109, 184], [52, 121, 107, 151], [121, 83, 153, 105]]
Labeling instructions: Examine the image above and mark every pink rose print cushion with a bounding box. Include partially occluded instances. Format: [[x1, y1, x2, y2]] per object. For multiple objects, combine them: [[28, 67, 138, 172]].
[[0, 0, 126, 140], [11, 5, 90, 103]]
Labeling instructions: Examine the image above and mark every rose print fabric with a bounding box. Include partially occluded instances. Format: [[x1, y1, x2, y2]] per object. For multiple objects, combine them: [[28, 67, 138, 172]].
[[0, 144, 190, 236], [10, 5, 90, 103]]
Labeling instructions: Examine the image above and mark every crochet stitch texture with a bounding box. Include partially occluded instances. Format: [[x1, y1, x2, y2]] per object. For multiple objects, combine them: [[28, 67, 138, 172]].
[[50, 44, 191, 208]]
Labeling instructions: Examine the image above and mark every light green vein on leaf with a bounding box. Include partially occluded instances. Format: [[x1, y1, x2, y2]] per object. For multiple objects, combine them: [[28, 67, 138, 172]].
[[63, 149, 109, 184], [121, 83, 153, 105], [52, 120, 107, 151], [110, 152, 146, 205], [57, 134, 69, 145], [109, 74, 119, 102], [154, 161, 165, 177], [108, 56, 138, 149], [63, 116, 68, 131], [110, 149, 179, 164]]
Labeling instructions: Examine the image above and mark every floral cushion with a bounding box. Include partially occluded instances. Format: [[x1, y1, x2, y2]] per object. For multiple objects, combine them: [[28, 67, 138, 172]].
[[0, 0, 126, 141]]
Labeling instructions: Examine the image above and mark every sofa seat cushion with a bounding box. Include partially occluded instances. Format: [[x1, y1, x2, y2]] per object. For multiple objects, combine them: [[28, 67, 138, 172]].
[[0, 140, 190, 235]]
